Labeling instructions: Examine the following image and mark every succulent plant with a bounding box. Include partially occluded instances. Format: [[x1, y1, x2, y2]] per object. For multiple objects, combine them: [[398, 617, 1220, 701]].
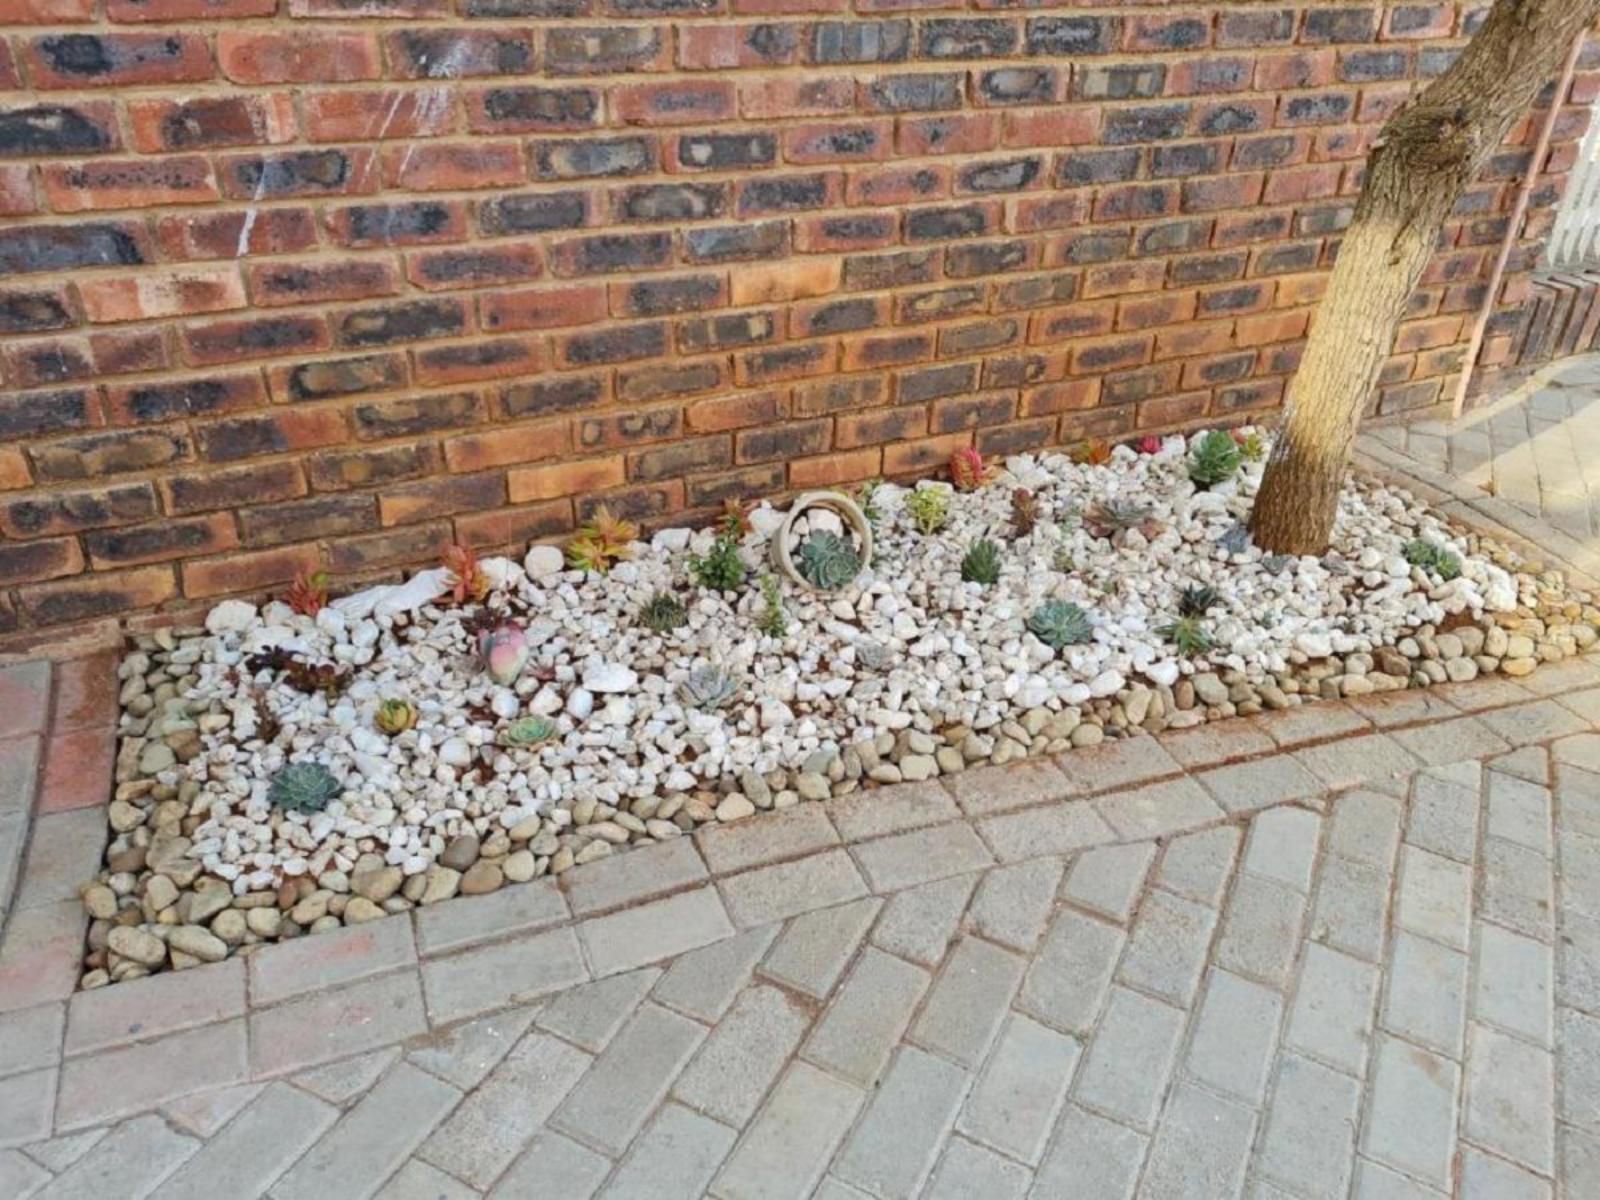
[[949, 446, 991, 492], [478, 622, 530, 685], [442, 543, 490, 605], [720, 496, 753, 539], [1052, 538, 1074, 574], [690, 535, 747, 592], [268, 761, 342, 814], [1188, 430, 1244, 488], [757, 574, 788, 638], [566, 505, 638, 574], [285, 569, 329, 617], [1157, 616, 1215, 657], [1010, 488, 1040, 537], [639, 591, 688, 634], [907, 488, 949, 535], [283, 658, 348, 700], [1178, 584, 1221, 618], [500, 715, 558, 747], [1027, 600, 1093, 650], [375, 698, 417, 736], [856, 478, 884, 527], [1084, 499, 1155, 540], [961, 539, 1002, 586], [1234, 429, 1268, 461], [1069, 438, 1113, 466], [678, 665, 739, 711], [1402, 538, 1462, 581], [796, 530, 862, 591], [1134, 435, 1162, 455]]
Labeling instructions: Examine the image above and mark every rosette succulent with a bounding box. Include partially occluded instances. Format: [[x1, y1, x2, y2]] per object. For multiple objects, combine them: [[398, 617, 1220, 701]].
[[268, 762, 341, 814], [796, 530, 861, 591], [1188, 430, 1244, 488], [907, 488, 949, 536], [678, 665, 739, 711], [639, 591, 687, 633], [949, 446, 990, 492], [1027, 600, 1093, 650], [500, 715, 558, 747], [375, 698, 417, 736], [1178, 584, 1221, 618], [1402, 538, 1462, 581], [1157, 616, 1215, 657], [961, 539, 1002, 586]]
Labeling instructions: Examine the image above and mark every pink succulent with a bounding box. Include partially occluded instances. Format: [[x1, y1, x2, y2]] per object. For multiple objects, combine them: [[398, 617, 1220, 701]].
[[1135, 435, 1162, 455], [479, 622, 530, 686]]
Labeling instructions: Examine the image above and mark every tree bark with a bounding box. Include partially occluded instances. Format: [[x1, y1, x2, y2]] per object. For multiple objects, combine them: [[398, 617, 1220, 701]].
[[1249, 0, 1600, 556]]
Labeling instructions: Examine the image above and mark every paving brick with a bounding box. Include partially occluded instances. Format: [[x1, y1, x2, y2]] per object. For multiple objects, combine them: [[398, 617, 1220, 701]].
[[1407, 769, 1481, 863], [35, 730, 115, 817], [1353, 1158, 1446, 1199], [801, 946, 928, 1087], [0, 1067, 54, 1150], [1464, 1024, 1554, 1173], [1435, 677, 1534, 712], [486, 1132, 610, 1200], [719, 849, 868, 927], [1056, 736, 1183, 792], [1310, 853, 1393, 962], [1254, 702, 1371, 747], [1215, 872, 1306, 987], [1486, 770, 1554, 856], [651, 926, 777, 1022], [1243, 807, 1323, 893], [405, 1006, 535, 1090], [383, 1159, 480, 1200], [1396, 845, 1472, 950], [949, 758, 1077, 816], [0, 1003, 61, 1079], [1294, 733, 1421, 792], [1185, 968, 1283, 1104], [14, 809, 105, 910], [66, 958, 243, 1055], [274, 1062, 461, 1200], [1140, 1081, 1257, 1199], [1060, 842, 1153, 922], [159, 1082, 336, 1200], [1477, 700, 1590, 746], [15, 1125, 104, 1172], [550, 1003, 705, 1157], [535, 967, 658, 1053], [1381, 930, 1467, 1058], [1474, 922, 1552, 1044], [1482, 836, 1556, 940], [1284, 943, 1379, 1076], [1362, 1034, 1460, 1189], [1458, 1145, 1553, 1200], [760, 896, 879, 998], [291, 1047, 397, 1105], [33, 1113, 195, 1198], [412, 877, 567, 954], [56, 1018, 246, 1130], [251, 972, 428, 1077], [0, 1148, 48, 1197], [1557, 1006, 1600, 1131], [418, 1032, 589, 1188], [1116, 888, 1216, 1006], [833, 1046, 969, 1200], [605, 1103, 736, 1200], [910, 936, 1024, 1067], [0, 664, 50, 741], [1346, 688, 1461, 728], [1328, 789, 1404, 867], [696, 803, 836, 875], [564, 837, 706, 917], [1156, 825, 1241, 906], [869, 874, 976, 967], [850, 822, 993, 892], [0, 737, 41, 819], [1031, 1104, 1145, 1200], [1255, 1053, 1362, 1199], [976, 798, 1116, 861], [956, 1013, 1078, 1165], [578, 885, 734, 977], [826, 781, 960, 842], [1071, 986, 1185, 1131], [672, 983, 809, 1126], [421, 927, 588, 1025], [1017, 908, 1124, 1035], [924, 1137, 1030, 1199], [1195, 753, 1328, 815], [710, 1062, 864, 1200], [1391, 716, 1512, 767], [1095, 776, 1227, 840], [1158, 718, 1276, 769], [250, 916, 416, 1007]]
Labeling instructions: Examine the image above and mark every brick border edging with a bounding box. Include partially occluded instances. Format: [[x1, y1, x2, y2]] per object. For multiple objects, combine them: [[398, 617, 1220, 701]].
[[6, 649, 1599, 1137]]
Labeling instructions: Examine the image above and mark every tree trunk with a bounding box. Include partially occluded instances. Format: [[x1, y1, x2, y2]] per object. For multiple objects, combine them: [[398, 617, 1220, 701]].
[[1249, 0, 1600, 556]]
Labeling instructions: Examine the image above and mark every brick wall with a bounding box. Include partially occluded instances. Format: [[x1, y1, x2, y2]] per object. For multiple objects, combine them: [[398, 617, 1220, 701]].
[[0, 3, 1592, 632]]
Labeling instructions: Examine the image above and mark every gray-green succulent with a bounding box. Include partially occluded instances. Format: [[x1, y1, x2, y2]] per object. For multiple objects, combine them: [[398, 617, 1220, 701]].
[[961, 538, 1002, 586], [500, 715, 558, 747], [1027, 600, 1093, 650], [795, 530, 861, 591], [1402, 538, 1462, 581], [678, 665, 739, 711], [268, 762, 342, 814]]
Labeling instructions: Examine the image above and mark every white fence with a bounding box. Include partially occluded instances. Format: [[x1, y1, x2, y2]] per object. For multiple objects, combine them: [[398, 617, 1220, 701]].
[[1549, 102, 1600, 268]]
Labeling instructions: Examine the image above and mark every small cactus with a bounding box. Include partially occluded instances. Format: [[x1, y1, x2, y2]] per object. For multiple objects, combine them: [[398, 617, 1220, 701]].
[[1010, 488, 1040, 537], [566, 505, 638, 574], [1027, 600, 1093, 650], [1402, 538, 1462, 581], [500, 715, 558, 747], [375, 698, 417, 736], [795, 530, 862, 591], [268, 762, 342, 814], [961, 538, 1002, 586], [1188, 430, 1244, 488], [285, 569, 329, 617], [949, 446, 991, 492], [679, 665, 739, 711], [907, 488, 950, 536], [478, 622, 530, 686], [1157, 616, 1214, 657], [639, 591, 688, 633]]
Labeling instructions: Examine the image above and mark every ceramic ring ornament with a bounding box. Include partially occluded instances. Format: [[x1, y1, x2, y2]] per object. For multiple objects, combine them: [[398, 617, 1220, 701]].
[[770, 491, 874, 592]]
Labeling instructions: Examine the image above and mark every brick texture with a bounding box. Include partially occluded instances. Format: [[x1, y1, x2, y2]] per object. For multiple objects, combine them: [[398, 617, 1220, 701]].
[[0, 7, 1591, 627]]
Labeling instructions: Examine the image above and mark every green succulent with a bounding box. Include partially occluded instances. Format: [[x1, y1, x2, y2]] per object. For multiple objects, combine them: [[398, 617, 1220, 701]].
[[757, 574, 788, 638], [796, 530, 861, 591], [961, 539, 1002, 586], [907, 488, 950, 536], [1188, 430, 1244, 488], [679, 665, 739, 711], [639, 591, 687, 633], [1237, 430, 1267, 461], [690, 535, 747, 592], [1402, 538, 1462, 581], [1084, 499, 1154, 539], [1027, 600, 1093, 650], [1178, 584, 1221, 618], [857, 478, 884, 527], [1157, 615, 1215, 657], [268, 762, 342, 814], [1052, 539, 1074, 574], [500, 715, 558, 747]]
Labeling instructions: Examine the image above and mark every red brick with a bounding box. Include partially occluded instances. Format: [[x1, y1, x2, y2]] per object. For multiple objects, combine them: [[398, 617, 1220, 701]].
[[79, 267, 245, 323], [217, 31, 381, 84], [740, 76, 855, 118], [126, 94, 295, 153], [1235, 310, 1310, 347], [181, 543, 320, 599], [42, 157, 220, 212], [0, 165, 37, 215], [25, 32, 213, 88], [109, 0, 274, 17], [182, 313, 331, 365], [383, 141, 524, 191], [1002, 109, 1099, 148], [898, 114, 1000, 157], [156, 207, 318, 260], [508, 456, 625, 503], [302, 88, 458, 142], [10, 0, 95, 19], [17, 565, 176, 626], [246, 258, 399, 307], [614, 80, 737, 126]]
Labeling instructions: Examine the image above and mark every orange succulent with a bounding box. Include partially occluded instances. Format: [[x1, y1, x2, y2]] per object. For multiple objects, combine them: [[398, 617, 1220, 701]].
[[441, 543, 490, 605], [284, 569, 329, 617]]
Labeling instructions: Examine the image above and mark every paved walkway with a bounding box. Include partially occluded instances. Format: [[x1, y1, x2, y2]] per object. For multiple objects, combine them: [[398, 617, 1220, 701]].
[[4, 663, 1600, 1198]]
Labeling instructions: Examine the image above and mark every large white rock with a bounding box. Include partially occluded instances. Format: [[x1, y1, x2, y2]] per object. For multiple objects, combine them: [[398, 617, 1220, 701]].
[[583, 664, 638, 694], [524, 544, 565, 580], [205, 600, 257, 635]]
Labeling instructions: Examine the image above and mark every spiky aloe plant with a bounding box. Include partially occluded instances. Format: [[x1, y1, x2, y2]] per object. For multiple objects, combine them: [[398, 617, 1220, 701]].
[[1069, 438, 1113, 466], [1178, 584, 1220, 618], [690, 535, 746, 591], [268, 762, 342, 814], [1027, 600, 1093, 650], [1402, 538, 1462, 581], [757, 574, 788, 638], [907, 488, 949, 536], [1188, 430, 1244, 488], [796, 530, 861, 591], [1157, 616, 1215, 657], [566, 505, 638, 574], [639, 591, 687, 633], [961, 539, 1002, 586]]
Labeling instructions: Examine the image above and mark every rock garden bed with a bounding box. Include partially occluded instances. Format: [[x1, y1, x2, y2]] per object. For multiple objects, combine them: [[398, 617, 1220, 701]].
[[76, 430, 1599, 987]]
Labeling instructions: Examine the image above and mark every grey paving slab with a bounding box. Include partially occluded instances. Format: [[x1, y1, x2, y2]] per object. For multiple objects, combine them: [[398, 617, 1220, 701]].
[[1140, 1081, 1257, 1200], [603, 1103, 736, 1200], [1255, 1053, 1363, 1200], [1382, 931, 1469, 1059], [970, 857, 1065, 949], [759, 896, 879, 999], [1363, 1034, 1460, 1190], [672, 984, 809, 1127], [955, 1013, 1078, 1166], [869, 874, 977, 967], [710, 1062, 863, 1200], [160, 1084, 336, 1200], [1285, 943, 1380, 1076], [651, 926, 778, 1023], [910, 936, 1025, 1068], [1059, 842, 1154, 923], [1071, 986, 1185, 1132], [1031, 1104, 1146, 1200], [832, 1046, 968, 1200], [1185, 968, 1284, 1104]]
